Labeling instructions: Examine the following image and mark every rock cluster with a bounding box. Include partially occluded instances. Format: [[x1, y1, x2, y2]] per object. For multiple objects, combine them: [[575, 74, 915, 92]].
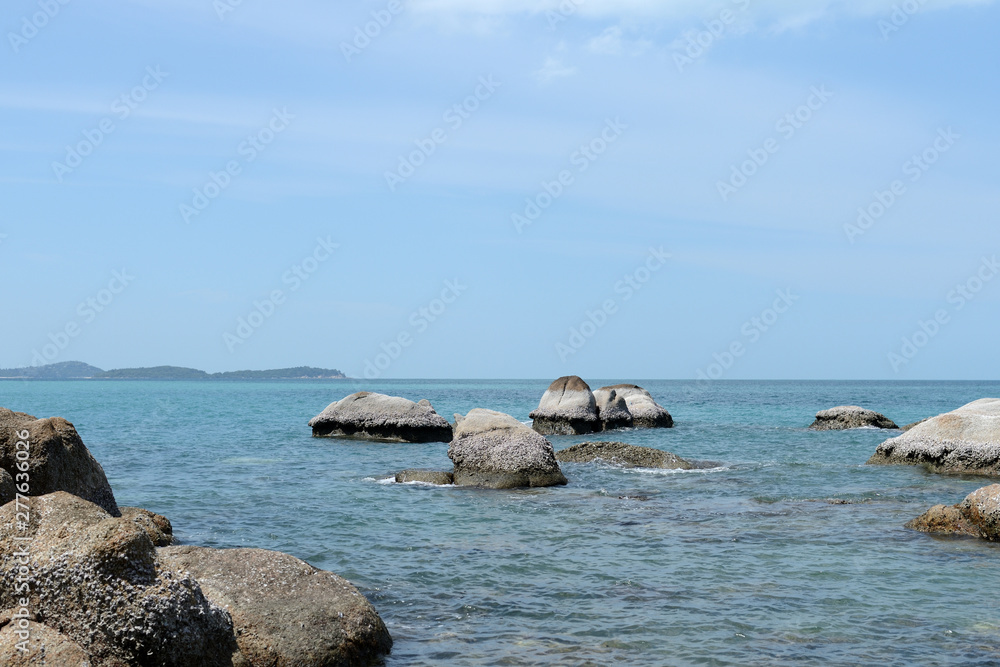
[[0, 407, 394, 666], [0, 491, 242, 666], [529, 377, 673, 434]]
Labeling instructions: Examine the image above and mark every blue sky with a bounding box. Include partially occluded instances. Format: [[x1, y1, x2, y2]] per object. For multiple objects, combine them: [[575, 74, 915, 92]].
[[1, 0, 998, 379]]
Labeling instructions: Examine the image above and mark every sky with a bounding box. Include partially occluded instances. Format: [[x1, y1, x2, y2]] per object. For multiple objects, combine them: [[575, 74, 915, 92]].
[[1, 0, 998, 379]]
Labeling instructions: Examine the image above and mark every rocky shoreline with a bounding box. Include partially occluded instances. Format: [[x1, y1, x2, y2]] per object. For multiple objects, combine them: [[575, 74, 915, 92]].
[[6, 384, 1000, 663], [0, 408, 392, 666]]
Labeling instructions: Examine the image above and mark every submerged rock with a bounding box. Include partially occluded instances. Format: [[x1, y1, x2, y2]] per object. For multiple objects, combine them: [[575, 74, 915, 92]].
[[0, 491, 241, 666], [907, 484, 1000, 541], [0, 407, 119, 515], [592, 388, 633, 431], [809, 406, 898, 430], [901, 417, 931, 432], [309, 392, 453, 443], [159, 545, 393, 667], [121, 505, 174, 546], [556, 441, 693, 469], [598, 385, 674, 428], [867, 398, 1000, 475], [395, 469, 454, 485], [450, 409, 568, 488], [529, 376, 601, 435]]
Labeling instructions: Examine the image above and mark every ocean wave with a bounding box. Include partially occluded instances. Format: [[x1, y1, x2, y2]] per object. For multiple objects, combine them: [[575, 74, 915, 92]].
[[622, 465, 730, 476], [368, 476, 454, 487]]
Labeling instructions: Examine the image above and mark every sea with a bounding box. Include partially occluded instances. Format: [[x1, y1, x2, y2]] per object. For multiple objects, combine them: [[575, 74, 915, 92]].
[[2, 379, 999, 666]]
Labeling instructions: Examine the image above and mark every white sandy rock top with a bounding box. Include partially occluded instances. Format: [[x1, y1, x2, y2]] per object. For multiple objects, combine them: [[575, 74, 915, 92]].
[[529, 376, 598, 420]]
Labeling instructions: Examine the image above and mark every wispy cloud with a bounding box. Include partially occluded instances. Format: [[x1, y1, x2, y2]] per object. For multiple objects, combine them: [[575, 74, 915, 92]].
[[410, 0, 994, 25], [534, 57, 577, 83], [587, 26, 652, 56]]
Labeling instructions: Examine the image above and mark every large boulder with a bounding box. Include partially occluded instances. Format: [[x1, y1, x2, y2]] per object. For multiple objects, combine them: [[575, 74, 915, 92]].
[[0, 618, 92, 666], [529, 376, 601, 435], [449, 409, 568, 488], [597, 385, 674, 428], [556, 442, 693, 470], [159, 546, 392, 667], [809, 406, 897, 430], [308, 392, 452, 443], [592, 388, 633, 431], [867, 398, 1000, 475], [0, 408, 119, 515], [0, 491, 242, 666], [906, 484, 1000, 541]]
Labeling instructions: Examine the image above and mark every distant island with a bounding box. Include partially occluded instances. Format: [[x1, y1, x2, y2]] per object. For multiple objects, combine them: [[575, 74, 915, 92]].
[[0, 361, 347, 380]]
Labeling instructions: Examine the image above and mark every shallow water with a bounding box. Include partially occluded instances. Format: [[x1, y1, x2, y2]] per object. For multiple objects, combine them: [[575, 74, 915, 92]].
[[2, 380, 999, 666]]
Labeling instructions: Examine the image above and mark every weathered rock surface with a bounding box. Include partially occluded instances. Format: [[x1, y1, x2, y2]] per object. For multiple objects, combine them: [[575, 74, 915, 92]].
[[0, 408, 119, 515], [159, 545, 393, 667], [556, 442, 693, 470], [0, 491, 241, 666], [809, 406, 898, 430], [901, 417, 931, 432], [529, 376, 601, 435], [121, 506, 174, 547], [592, 388, 633, 431], [450, 409, 568, 488], [0, 618, 92, 666], [598, 385, 674, 428], [394, 470, 454, 485], [309, 392, 452, 443], [867, 398, 1000, 474], [0, 468, 13, 505], [906, 484, 1000, 541]]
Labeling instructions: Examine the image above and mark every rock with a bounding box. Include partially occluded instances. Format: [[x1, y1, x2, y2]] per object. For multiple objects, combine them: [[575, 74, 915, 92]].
[[0, 469, 13, 505], [906, 484, 1000, 541], [0, 491, 242, 666], [158, 545, 393, 667], [121, 506, 174, 546], [809, 406, 898, 430], [597, 385, 674, 428], [592, 388, 633, 431], [449, 409, 568, 489], [529, 376, 601, 435], [0, 619, 92, 666], [556, 442, 693, 469], [308, 392, 452, 443], [394, 470, 454, 485], [0, 408, 119, 516], [901, 417, 931, 432], [867, 398, 1000, 475]]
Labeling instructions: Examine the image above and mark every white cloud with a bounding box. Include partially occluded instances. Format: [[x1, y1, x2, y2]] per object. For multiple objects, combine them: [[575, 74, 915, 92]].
[[588, 26, 623, 54], [587, 26, 652, 56], [410, 0, 994, 26], [534, 57, 577, 82]]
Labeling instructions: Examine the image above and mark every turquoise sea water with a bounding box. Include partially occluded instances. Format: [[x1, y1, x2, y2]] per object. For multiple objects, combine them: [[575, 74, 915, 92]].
[[2, 379, 999, 666]]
